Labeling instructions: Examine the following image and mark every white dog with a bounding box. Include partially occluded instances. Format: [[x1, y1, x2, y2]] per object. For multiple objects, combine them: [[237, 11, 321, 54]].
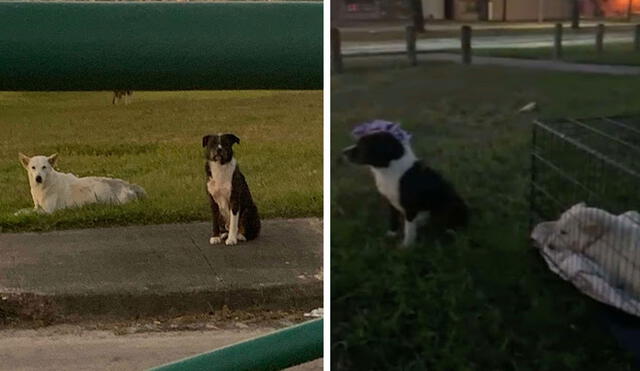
[[19, 153, 146, 214], [544, 202, 640, 298]]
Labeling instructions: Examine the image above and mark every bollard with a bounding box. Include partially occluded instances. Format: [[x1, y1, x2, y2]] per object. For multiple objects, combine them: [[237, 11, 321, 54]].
[[461, 25, 472, 65], [331, 27, 343, 74], [406, 25, 417, 66], [596, 23, 605, 54], [553, 23, 563, 60], [635, 24, 640, 52]]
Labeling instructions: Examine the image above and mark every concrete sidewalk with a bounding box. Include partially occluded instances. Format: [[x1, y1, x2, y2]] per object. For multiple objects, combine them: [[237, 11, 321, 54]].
[[342, 31, 634, 55], [343, 52, 640, 75], [0, 218, 322, 319]]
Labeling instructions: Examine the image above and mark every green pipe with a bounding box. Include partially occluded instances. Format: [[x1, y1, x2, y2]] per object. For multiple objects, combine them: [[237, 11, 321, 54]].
[[149, 319, 323, 371], [0, 2, 322, 91]]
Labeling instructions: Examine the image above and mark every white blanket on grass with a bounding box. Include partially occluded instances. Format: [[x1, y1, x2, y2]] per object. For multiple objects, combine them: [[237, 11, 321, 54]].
[[531, 207, 640, 318]]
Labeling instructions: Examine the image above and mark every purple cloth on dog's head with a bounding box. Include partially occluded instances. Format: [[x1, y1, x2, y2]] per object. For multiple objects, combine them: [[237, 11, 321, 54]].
[[351, 120, 412, 144]]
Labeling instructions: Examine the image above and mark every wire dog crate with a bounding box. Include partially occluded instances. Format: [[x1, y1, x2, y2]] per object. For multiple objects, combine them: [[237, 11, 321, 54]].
[[530, 115, 640, 317], [531, 115, 640, 221]]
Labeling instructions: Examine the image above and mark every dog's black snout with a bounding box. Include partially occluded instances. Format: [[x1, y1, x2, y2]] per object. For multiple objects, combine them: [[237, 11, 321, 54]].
[[35, 175, 42, 183]]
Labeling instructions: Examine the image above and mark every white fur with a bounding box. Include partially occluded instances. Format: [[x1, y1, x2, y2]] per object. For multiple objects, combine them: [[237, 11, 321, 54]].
[[19, 153, 145, 214], [368, 144, 427, 247], [402, 211, 430, 247], [369, 144, 417, 213], [226, 210, 239, 246], [403, 219, 417, 247], [207, 158, 236, 228]]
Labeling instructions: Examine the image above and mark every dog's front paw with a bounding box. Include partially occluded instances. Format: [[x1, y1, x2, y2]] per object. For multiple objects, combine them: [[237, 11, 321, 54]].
[[400, 238, 414, 248], [209, 236, 223, 245], [225, 236, 238, 246]]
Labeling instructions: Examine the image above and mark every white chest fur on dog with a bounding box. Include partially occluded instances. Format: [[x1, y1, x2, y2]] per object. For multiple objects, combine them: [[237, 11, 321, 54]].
[[207, 158, 236, 224], [369, 145, 417, 214]]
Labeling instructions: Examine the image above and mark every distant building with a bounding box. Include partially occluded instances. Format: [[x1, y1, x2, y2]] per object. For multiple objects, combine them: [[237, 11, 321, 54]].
[[331, 0, 410, 21], [423, 0, 573, 21], [332, 0, 574, 22]]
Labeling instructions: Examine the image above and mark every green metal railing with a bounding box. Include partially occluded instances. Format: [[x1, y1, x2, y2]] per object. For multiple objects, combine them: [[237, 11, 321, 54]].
[[0, 2, 322, 90], [149, 319, 323, 370]]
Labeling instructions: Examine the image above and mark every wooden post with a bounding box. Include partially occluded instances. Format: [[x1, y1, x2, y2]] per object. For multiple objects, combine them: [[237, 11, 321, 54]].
[[628, 0, 634, 22], [571, 0, 580, 29], [406, 25, 417, 66], [502, 0, 507, 21], [553, 23, 563, 60], [635, 24, 640, 51], [596, 23, 604, 54], [331, 27, 343, 74], [410, 0, 425, 32], [461, 25, 472, 65]]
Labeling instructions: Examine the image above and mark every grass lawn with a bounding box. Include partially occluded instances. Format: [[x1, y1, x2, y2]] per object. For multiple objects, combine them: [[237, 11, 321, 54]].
[[331, 60, 640, 370], [0, 91, 322, 232], [473, 42, 640, 66]]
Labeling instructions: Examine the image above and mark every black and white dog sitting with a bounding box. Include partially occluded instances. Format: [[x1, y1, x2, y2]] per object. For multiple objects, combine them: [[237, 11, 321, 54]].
[[343, 120, 468, 247], [203, 133, 260, 246]]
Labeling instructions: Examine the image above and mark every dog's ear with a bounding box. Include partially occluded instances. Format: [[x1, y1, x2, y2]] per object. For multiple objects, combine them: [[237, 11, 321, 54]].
[[224, 134, 240, 145], [47, 153, 58, 167], [18, 153, 30, 168], [202, 135, 213, 148]]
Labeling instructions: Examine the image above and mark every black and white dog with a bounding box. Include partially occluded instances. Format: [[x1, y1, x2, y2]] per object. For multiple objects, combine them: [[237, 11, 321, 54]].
[[203, 133, 260, 246], [343, 120, 468, 247]]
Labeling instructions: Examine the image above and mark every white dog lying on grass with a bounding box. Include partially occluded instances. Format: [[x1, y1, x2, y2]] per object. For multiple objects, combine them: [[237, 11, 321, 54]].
[[533, 203, 640, 309], [18, 153, 146, 214]]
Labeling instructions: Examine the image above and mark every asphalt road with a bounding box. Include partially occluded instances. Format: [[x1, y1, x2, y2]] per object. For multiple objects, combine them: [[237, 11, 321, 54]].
[[342, 31, 633, 55], [0, 326, 322, 371]]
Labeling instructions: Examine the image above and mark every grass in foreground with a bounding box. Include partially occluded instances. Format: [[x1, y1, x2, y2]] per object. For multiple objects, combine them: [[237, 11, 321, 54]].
[[473, 42, 640, 66], [0, 91, 322, 232], [331, 60, 640, 370]]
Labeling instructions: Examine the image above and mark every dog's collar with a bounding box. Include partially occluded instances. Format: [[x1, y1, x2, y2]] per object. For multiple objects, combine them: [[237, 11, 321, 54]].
[[351, 120, 412, 143]]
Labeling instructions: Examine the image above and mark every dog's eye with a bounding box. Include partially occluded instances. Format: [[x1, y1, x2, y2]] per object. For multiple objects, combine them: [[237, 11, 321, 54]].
[[42, 166, 46, 170], [31, 166, 35, 169]]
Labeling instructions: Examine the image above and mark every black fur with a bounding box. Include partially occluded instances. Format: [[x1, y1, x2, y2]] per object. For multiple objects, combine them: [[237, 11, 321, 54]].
[[203, 133, 260, 242], [202, 134, 240, 165], [343, 133, 405, 167], [398, 162, 468, 231], [344, 131, 468, 240], [229, 166, 260, 240]]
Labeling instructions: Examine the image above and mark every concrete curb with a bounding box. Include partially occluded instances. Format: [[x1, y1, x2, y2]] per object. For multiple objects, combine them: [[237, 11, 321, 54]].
[[0, 219, 323, 322]]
